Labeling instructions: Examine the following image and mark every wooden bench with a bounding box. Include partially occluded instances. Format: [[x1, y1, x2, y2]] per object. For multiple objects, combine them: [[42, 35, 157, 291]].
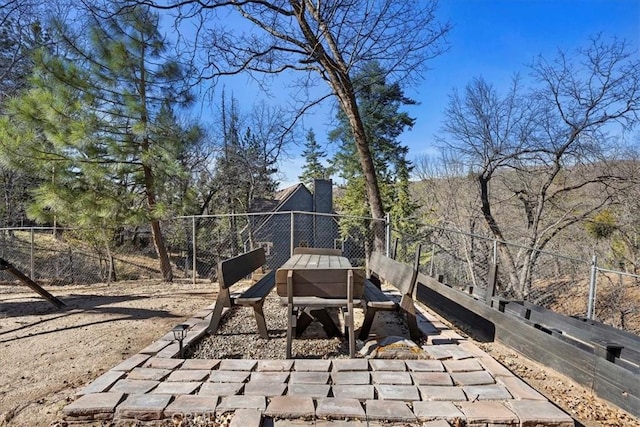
[[359, 247, 422, 341], [207, 248, 276, 339]]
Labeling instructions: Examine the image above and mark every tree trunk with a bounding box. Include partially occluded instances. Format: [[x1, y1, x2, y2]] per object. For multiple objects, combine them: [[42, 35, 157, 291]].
[[143, 162, 173, 282], [338, 88, 387, 251], [150, 218, 173, 282]]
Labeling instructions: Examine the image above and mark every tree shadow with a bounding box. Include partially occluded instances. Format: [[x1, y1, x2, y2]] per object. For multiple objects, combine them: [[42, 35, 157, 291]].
[[0, 293, 183, 343]]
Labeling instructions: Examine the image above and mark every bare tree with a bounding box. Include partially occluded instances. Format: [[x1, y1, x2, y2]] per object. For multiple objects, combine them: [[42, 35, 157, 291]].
[[437, 36, 640, 297], [124, 0, 450, 248]]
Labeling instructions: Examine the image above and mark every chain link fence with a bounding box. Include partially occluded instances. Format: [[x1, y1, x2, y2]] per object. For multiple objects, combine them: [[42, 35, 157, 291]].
[[163, 212, 386, 281], [1, 215, 638, 334], [394, 223, 640, 334]]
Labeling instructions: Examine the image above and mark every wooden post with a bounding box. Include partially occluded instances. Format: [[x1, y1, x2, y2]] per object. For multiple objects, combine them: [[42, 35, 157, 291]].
[[0, 257, 65, 309]]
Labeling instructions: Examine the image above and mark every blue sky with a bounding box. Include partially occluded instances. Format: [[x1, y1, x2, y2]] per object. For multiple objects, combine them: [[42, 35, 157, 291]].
[[201, 1, 640, 188], [402, 0, 640, 160]]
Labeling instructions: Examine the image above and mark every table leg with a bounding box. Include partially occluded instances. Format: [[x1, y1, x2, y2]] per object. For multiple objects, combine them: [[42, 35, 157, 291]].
[[294, 308, 341, 338], [295, 309, 314, 337], [310, 308, 341, 338]]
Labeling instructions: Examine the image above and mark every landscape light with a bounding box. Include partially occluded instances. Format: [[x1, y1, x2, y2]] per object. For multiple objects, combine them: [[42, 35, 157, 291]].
[[172, 324, 189, 358]]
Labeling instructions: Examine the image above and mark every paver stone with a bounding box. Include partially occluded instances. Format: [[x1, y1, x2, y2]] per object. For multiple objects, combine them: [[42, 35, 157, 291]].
[[289, 371, 330, 384], [167, 369, 210, 382], [110, 379, 159, 394], [219, 359, 257, 371], [443, 359, 483, 372], [405, 360, 445, 372], [250, 371, 290, 382], [368, 359, 406, 371], [294, 359, 332, 372], [457, 401, 518, 424], [463, 384, 512, 400], [265, 395, 315, 419], [152, 381, 201, 395], [127, 367, 172, 381], [230, 408, 263, 427], [143, 357, 184, 370], [163, 395, 218, 417], [181, 359, 220, 370], [331, 371, 370, 385], [419, 386, 467, 401], [315, 397, 365, 420], [115, 393, 172, 421], [451, 370, 495, 385], [498, 376, 546, 400], [199, 382, 243, 396], [217, 395, 266, 412], [331, 385, 375, 400], [375, 385, 420, 401], [111, 354, 150, 372], [411, 372, 453, 386], [287, 383, 331, 398], [76, 371, 125, 396], [257, 360, 294, 372], [243, 381, 287, 397], [508, 400, 575, 427], [63, 392, 124, 417], [209, 370, 250, 383], [412, 401, 465, 421], [332, 359, 369, 372], [364, 399, 416, 422], [371, 371, 413, 385]]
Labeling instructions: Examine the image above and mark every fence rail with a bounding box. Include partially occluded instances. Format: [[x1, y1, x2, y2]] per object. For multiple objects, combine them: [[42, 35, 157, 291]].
[[0, 214, 638, 334], [394, 223, 640, 335]]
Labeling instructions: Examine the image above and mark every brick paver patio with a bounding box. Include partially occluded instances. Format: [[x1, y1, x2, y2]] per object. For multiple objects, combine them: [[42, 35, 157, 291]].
[[63, 300, 576, 426]]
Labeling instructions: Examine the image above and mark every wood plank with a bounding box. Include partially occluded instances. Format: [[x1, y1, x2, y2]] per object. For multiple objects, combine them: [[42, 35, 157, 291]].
[[220, 248, 266, 289], [415, 273, 640, 417], [280, 296, 363, 307], [522, 301, 640, 353], [593, 358, 640, 417], [0, 258, 66, 309], [235, 271, 276, 304]]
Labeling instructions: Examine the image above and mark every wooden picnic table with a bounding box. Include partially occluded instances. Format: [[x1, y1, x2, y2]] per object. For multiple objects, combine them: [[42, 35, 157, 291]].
[[275, 252, 365, 358]]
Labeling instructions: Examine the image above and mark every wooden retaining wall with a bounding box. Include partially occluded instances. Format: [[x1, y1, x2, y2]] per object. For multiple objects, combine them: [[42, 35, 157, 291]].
[[414, 272, 640, 418]]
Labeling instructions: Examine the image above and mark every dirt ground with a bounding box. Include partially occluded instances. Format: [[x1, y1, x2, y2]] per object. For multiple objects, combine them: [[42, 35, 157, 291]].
[[0, 280, 638, 426], [0, 279, 213, 426]]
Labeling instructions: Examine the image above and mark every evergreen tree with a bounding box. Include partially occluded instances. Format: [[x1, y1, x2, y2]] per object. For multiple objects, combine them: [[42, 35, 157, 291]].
[[329, 61, 418, 254], [299, 129, 329, 187], [0, 6, 196, 281], [0, 9, 50, 227]]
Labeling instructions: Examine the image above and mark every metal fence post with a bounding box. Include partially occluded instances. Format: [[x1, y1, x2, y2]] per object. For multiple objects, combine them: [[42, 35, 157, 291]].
[[30, 228, 35, 279], [429, 242, 436, 276], [493, 240, 498, 265], [192, 216, 197, 284], [385, 213, 391, 257], [290, 212, 295, 256], [587, 255, 598, 319]]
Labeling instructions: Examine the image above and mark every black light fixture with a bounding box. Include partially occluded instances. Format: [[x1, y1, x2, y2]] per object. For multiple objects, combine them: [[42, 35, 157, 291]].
[[172, 324, 189, 358]]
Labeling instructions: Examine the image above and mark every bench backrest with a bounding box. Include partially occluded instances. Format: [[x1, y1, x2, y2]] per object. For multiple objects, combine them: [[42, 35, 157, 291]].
[[293, 247, 342, 256], [368, 249, 420, 296], [218, 248, 266, 289]]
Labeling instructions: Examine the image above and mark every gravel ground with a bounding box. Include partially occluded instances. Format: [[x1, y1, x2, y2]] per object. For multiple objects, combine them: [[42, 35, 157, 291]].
[[190, 289, 640, 426], [190, 292, 361, 359]]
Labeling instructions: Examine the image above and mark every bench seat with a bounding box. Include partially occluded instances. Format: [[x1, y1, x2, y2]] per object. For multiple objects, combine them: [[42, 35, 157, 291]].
[[235, 270, 276, 305], [362, 280, 398, 310], [208, 248, 275, 339], [359, 248, 422, 341]]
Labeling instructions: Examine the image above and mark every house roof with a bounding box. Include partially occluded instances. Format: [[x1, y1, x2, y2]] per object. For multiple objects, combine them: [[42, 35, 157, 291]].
[[250, 183, 309, 214]]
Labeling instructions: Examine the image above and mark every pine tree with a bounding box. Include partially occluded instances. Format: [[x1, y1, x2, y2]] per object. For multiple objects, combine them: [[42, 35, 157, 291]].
[[0, 6, 196, 281], [329, 61, 418, 252], [299, 129, 329, 187]]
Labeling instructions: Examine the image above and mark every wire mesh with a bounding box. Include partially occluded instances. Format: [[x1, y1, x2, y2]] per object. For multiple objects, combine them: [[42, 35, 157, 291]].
[[1, 215, 637, 335]]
